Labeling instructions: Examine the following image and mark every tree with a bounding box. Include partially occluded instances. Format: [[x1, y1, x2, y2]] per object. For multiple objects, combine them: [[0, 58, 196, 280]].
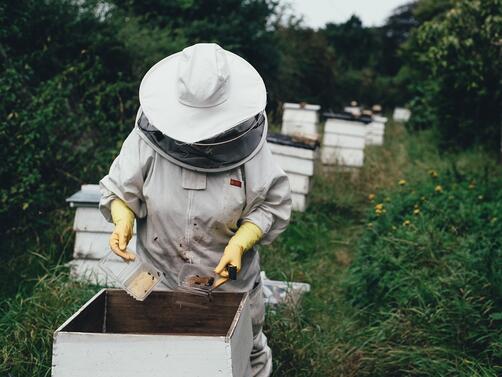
[[410, 0, 502, 153]]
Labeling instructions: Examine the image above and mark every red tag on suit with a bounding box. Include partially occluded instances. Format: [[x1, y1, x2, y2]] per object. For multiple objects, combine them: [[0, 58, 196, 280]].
[[230, 178, 242, 187]]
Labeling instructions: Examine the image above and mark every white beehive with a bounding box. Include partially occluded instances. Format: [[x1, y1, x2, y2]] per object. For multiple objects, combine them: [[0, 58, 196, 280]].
[[267, 134, 319, 212], [66, 185, 136, 282], [365, 115, 387, 146], [321, 114, 367, 167], [52, 289, 253, 377], [393, 107, 411, 122], [281, 102, 320, 137]]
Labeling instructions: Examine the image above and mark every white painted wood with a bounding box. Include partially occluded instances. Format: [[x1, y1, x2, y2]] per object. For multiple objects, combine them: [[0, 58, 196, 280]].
[[323, 133, 365, 149], [287, 173, 311, 194], [373, 115, 388, 124], [74, 232, 137, 259], [321, 147, 364, 167], [324, 119, 366, 136], [344, 106, 361, 117], [229, 295, 253, 376], [74, 207, 114, 232], [268, 142, 317, 160], [291, 192, 308, 212], [52, 290, 252, 377], [272, 154, 315, 176], [283, 102, 320, 111], [53, 332, 233, 377], [365, 121, 385, 146], [393, 107, 411, 122], [281, 121, 317, 136], [282, 103, 320, 137]]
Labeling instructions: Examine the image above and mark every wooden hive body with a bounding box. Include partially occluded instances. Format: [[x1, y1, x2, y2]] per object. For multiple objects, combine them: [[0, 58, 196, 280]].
[[267, 133, 319, 212], [52, 289, 253, 377], [322, 117, 367, 167], [281, 102, 320, 137]]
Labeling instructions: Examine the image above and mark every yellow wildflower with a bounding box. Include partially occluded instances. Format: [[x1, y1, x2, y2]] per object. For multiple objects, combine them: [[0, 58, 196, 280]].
[[398, 179, 407, 186], [429, 170, 438, 178], [435, 185, 443, 193], [368, 193, 376, 202], [403, 220, 411, 226], [468, 181, 476, 189], [375, 203, 384, 211], [367, 222, 373, 228], [413, 208, 420, 215]]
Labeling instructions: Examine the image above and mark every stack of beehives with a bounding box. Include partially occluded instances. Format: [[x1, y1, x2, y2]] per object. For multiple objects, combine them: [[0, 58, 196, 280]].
[[65, 184, 136, 284], [267, 102, 321, 212], [321, 112, 371, 168]]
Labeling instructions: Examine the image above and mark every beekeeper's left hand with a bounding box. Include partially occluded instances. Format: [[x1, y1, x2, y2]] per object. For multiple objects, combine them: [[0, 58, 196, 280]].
[[214, 222, 263, 279]]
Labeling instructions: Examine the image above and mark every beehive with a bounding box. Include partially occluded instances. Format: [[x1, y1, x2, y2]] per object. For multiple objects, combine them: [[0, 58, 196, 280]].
[[393, 107, 411, 122], [321, 113, 368, 167], [52, 289, 252, 377], [267, 133, 319, 212], [281, 102, 320, 137], [365, 115, 387, 146]]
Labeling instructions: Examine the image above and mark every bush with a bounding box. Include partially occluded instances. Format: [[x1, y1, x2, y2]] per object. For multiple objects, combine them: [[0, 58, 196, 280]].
[[344, 169, 502, 375], [408, 0, 502, 150]]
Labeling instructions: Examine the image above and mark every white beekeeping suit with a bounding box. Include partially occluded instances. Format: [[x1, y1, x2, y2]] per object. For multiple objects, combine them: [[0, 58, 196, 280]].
[[99, 43, 292, 377]]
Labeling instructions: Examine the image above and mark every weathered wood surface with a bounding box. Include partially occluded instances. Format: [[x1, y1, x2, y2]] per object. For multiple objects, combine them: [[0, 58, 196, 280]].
[[52, 289, 252, 377]]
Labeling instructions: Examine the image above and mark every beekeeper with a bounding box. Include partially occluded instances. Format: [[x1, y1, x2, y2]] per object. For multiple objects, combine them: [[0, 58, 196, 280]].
[[99, 43, 292, 377]]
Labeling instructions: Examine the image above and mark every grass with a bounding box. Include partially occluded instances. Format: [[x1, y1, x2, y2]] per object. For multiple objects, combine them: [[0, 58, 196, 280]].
[[1, 120, 501, 376], [261, 121, 502, 376]]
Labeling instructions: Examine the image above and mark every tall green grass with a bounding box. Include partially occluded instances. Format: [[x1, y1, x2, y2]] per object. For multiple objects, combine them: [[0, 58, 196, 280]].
[[262, 121, 502, 376]]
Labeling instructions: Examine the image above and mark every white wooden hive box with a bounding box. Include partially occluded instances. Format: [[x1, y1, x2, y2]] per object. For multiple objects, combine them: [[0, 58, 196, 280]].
[[52, 289, 253, 377]]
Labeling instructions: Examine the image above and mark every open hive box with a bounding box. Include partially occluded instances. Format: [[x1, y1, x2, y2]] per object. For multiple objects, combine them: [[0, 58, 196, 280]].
[[52, 289, 252, 377]]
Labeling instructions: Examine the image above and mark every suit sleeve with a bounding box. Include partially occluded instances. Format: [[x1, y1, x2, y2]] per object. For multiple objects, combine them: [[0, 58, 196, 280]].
[[241, 142, 292, 245], [99, 129, 154, 222]]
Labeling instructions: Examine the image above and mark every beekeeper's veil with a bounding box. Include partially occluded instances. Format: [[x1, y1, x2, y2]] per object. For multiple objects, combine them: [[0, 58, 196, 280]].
[[136, 43, 268, 173]]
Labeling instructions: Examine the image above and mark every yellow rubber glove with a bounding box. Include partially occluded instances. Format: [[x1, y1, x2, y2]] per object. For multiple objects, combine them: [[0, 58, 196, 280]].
[[109, 199, 136, 261], [214, 222, 263, 287]]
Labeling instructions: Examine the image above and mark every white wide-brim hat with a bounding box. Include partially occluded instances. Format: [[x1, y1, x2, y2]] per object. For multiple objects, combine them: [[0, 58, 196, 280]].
[[139, 43, 267, 144]]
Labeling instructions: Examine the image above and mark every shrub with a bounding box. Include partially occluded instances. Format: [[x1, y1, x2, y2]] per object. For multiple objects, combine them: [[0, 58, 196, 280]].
[[344, 169, 502, 375]]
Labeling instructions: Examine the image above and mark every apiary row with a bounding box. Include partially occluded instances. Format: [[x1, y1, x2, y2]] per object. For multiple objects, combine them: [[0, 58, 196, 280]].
[[271, 102, 391, 212]]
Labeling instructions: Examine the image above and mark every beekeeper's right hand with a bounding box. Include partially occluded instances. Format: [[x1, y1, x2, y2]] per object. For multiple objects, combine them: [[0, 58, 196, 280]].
[[110, 199, 136, 261]]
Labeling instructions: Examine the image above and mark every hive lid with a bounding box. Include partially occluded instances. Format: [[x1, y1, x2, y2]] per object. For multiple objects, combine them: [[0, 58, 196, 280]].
[[267, 132, 319, 150], [66, 184, 101, 208], [283, 102, 321, 111], [323, 112, 373, 124]]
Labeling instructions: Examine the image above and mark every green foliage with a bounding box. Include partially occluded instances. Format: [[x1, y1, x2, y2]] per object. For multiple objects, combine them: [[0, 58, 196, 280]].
[[407, 0, 502, 149], [344, 170, 502, 375], [0, 269, 100, 377]]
